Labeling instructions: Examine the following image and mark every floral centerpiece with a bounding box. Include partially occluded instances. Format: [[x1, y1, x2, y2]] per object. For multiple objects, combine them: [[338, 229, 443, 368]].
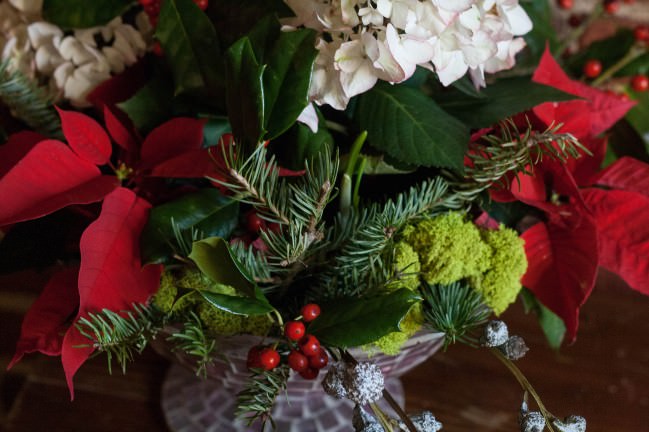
[[2, 0, 649, 430]]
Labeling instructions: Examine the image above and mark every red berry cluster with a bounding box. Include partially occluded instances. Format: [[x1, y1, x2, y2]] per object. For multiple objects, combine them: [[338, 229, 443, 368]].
[[246, 304, 327, 380], [139, 0, 208, 27], [557, 0, 635, 13]]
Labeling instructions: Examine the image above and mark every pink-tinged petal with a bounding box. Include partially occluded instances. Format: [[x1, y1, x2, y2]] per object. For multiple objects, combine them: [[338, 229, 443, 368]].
[[474, 211, 500, 230], [8, 267, 79, 370], [595, 156, 649, 197], [62, 187, 162, 398], [103, 106, 138, 153], [583, 188, 649, 294], [0, 140, 118, 226], [0, 131, 46, 176], [139, 118, 206, 170], [56, 107, 112, 165], [521, 217, 599, 342]]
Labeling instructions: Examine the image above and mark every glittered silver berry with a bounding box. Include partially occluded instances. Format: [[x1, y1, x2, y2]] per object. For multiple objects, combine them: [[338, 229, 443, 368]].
[[322, 362, 347, 399], [344, 362, 385, 405], [398, 410, 443, 431], [552, 415, 586, 432], [500, 335, 529, 360], [520, 411, 546, 432], [353, 405, 382, 432], [482, 320, 509, 347]]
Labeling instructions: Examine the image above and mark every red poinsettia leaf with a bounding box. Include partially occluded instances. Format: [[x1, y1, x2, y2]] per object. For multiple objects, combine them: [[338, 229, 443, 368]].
[[583, 188, 649, 294], [103, 105, 138, 153], [148, 149, 221, 178], [62, 187, 162, 398], [0, 131, 46, 176], [278, 167, 306, 177], [595, 156, 649, 197], [139, 118, 206, 170], [7, 267, 79, 370], [568, 136, 607, 187], [0, 140, 118, 226], [56, 107, 112, 165], [521, 216, 599, 342], [87, 60, 149, 109], [532, 47, 635, 138]]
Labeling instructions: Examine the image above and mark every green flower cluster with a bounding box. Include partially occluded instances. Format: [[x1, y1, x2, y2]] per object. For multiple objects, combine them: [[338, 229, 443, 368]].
[[153, 269, 272, 336]]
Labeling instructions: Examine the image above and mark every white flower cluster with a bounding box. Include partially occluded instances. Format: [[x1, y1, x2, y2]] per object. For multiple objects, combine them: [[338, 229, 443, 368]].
[[0, 0, 151, 107], [283, 0, 533, 110]]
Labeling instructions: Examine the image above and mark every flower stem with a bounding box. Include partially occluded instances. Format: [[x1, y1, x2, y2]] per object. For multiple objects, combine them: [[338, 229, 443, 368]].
[[370, 403, 394, 432], [592, 44, 647, 87]]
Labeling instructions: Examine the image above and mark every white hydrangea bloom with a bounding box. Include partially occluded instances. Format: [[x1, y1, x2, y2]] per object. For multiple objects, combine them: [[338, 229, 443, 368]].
[[283, 0, 533, 109], [0, 0, 151, 106]]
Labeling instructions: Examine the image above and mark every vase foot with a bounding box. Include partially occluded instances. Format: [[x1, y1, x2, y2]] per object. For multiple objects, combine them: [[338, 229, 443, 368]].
[[162, 364, 405, 432]]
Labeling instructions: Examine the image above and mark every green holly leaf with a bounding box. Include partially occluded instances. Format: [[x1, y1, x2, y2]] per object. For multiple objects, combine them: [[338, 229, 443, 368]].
[[118, 73, 173, 133], [436, 77, 577, 128], [520, 288, 566, 350], [309, 289, 422, 348], [141, 190, 239, 264], [355, 82, 469, 171], [156, 0, 222, 97], [42, 0, 133, 28], [200, 291, 273, 316]]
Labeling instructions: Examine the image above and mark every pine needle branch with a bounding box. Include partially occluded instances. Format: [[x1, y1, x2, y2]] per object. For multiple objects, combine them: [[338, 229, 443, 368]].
[[236, 364, 290, 428], [75, 304, 166, 374], [0, 61, 61, 138], [167, 311, 217, 378]]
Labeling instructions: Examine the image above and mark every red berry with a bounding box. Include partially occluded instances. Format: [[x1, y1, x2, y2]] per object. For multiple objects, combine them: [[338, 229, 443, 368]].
[[246, 346, 262, 369], [557, 0, 573, 9], [631, 75, 649, 92], [583, 59, 602, 78], [152, 41, 163, 57], [634, 25, 649, 42], [568, 15, 582, 28], [194, 0, 209, 10], [604, 0, 620, 14], [308, 348, 329, 369], [287, 350, 308, 372], [301, 303, 321, 322], [299, 367, 319, 380], [259, 347, 280, 371], [246, 212, 266, 233], [285, 321, 306, 341], [299, 334, 320, 357]]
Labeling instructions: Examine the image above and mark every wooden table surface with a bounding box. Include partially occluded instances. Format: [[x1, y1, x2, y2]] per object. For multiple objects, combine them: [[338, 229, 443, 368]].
[[0, 268, 648, 432]]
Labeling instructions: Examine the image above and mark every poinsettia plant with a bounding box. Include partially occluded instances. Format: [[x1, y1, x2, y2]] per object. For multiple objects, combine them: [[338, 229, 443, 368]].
[[1, 0, 649, 431]]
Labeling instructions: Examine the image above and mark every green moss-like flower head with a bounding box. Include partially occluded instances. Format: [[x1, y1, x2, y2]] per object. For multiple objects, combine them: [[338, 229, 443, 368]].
[[152, 270, 178, 313], [391, 241, 421, 291]]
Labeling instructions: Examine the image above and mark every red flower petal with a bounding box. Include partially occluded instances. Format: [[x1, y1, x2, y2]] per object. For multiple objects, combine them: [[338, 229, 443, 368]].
[[103, 105, 138, 153], [521, 216, 599, 342], [139, 118, 206, 170], [7, 267, 79, 370], [595, 156, 649, 197], [148, 149, 220, 178], [583, 188, 649, 294], [62, 187, 162, 398], [568, 136, 607, 187], [0, 131, 45, 176], [0, 140, 118, 226], [56, 107, 112, 165], [87, 60, 149, 109]]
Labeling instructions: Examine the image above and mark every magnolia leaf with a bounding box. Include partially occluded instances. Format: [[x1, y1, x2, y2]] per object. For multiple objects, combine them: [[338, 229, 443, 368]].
[[42, 0, 133, 28], [356, 82, 469, 170], [141, 190, 239, 264], [225, 37, 266, 146], [189, 237, 256, 296], [624, 90, 649, 152], [436, 77, 577, 128], [309, 289, 422, 348], [156, 0, 222, 96], [200, 291, 273, 316]]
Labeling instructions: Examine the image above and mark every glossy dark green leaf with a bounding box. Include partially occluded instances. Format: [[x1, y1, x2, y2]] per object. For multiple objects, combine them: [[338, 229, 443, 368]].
[[624, 90, 649, 154], [189, 237, 256, 296], [436, 78, 577, 128], [519, 0, 558, 68], [42, 0, 133, 28], [521, 288, 566, 350], [309, 289, 422, 348], [618, 53, 649, 77], [141, 190, 239, 264], [356, 82, 469, 170], [200, 291, 273, 316], [202, 116, 231, 147], [566, 30, 635, 77], [156, 0, 222, 96], [117, 74, 173, 133], [225, 37, 266, 146]]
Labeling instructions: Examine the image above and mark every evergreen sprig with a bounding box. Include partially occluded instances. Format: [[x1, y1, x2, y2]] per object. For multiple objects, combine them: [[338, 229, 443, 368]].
[[0, 61, 61, 138], [236, 364, 290, 428], [421, 281, 491, 349], [76, 304, 165, 374], [167, 312, 217, 378]]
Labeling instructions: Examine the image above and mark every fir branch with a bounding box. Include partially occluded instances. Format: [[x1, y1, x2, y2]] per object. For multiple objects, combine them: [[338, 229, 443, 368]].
[[167, 311, 216, 378], [421, 281, 491, 349], [236, 364, 290, 428], [0, 61, 61, 138], [75, 304, 165, 374]]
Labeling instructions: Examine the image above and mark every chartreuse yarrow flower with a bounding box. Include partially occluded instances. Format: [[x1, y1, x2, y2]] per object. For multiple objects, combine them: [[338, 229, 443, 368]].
[[152, 269, 272, 336]]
